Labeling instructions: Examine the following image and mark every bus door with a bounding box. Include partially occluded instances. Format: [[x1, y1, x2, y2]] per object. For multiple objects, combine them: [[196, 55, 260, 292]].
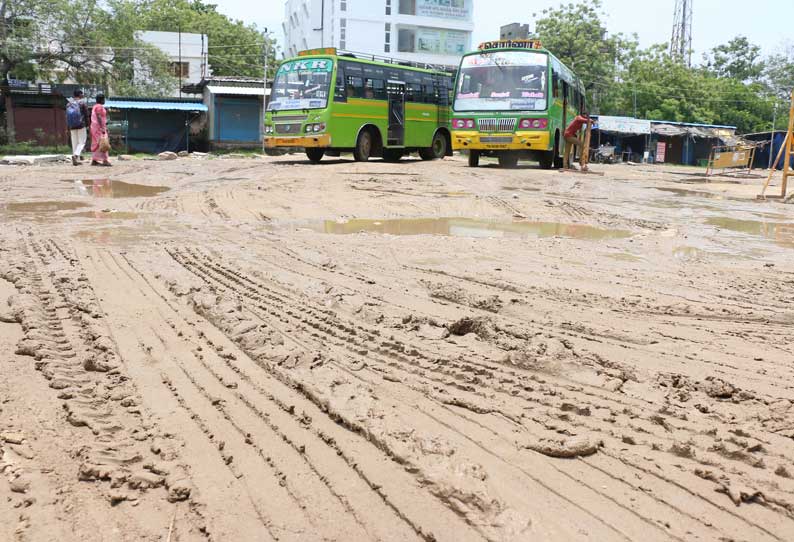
[[386, 80, 405, 146], [562, 81, 569, 131]]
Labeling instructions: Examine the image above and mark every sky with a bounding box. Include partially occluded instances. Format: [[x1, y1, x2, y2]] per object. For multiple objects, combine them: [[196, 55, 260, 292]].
[[216, 0, 793, 60]]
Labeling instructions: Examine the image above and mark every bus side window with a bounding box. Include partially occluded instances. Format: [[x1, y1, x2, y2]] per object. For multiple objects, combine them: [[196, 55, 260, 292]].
[[346, 76, 364, 98], [371, 79, 386, 100], [362, 65, 387, 100], [552, 69, 560, 98], [334, 72, 347, 102], [406, 83, 419, 102]]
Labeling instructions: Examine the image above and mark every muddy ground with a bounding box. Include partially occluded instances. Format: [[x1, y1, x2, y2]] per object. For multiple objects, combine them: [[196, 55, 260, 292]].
[[1, 154, 793, 542]]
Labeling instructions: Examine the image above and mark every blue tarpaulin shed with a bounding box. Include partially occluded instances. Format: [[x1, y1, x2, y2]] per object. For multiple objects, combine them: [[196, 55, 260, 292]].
[[105, 98, 207, 153], [744, 131, 794, 170]]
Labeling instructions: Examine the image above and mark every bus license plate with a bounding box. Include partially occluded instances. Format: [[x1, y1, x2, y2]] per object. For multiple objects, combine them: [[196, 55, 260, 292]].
[[481, 137, 513, 144]]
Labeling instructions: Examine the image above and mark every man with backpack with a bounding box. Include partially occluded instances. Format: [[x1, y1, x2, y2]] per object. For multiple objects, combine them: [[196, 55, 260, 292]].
[[66, 89, 90, 166]]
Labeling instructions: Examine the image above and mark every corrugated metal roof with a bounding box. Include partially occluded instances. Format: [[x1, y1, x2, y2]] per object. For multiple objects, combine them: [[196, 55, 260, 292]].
[[105, 100, 208, 111], [207, 86, 269, 96]]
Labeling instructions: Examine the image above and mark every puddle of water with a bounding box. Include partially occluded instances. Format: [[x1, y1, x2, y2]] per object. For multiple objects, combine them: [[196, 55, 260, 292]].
[[74, 179, 169, 198], [300, 218, 631, 241], [655, 187, 727, 199], [4, 201, 91, 212], [69, 210, 139, 220], [706, 217, 794, 248]]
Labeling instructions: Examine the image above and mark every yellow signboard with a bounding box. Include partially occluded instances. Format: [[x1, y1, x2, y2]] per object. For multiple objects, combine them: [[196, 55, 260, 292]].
[[707, 145, 756, 176], [298, 48, 338, 57], [478, 39, 542, 51]]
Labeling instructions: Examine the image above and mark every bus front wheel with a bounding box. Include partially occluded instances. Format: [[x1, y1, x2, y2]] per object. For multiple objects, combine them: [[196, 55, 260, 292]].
[[419, 131, 447, 160], [306, 148, 324, 163], [354, 130, 373, 162], [468, 151, 480, 167]]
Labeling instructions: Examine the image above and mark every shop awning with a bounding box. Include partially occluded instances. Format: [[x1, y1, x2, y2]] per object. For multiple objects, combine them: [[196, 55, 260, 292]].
[[105, 100, 207, 112], [207, 86, 269, 96]]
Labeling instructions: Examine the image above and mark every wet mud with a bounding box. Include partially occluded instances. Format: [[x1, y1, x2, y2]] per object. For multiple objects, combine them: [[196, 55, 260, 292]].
[[2, 156, 794, 541]]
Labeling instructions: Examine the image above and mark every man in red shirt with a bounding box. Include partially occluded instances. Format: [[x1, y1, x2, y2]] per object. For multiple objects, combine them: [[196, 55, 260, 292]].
[[563, 112, 594, 169]]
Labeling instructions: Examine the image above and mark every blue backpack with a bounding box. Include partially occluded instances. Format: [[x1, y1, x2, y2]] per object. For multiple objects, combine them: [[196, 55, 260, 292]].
[[66, 101, 83, 129]]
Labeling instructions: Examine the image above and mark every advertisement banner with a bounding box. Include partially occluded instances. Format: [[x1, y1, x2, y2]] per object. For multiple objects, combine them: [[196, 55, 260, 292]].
[[416, 0, 471, 21], [416, 28, 469, 56], [597, 116, 651, 135], [656, 142, 667, 163]]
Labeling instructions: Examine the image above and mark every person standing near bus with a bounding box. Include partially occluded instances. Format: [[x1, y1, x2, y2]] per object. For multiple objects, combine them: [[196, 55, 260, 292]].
[[563, 112, 593, 169]]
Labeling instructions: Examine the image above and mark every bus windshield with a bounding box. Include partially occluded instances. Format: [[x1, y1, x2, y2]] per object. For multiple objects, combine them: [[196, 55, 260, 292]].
[[454, 51, 548, 112], [269, 58, 334, 111]]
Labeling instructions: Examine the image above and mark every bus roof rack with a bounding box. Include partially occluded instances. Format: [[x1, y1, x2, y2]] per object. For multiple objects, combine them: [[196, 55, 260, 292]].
[[333, 49, 457, 75]]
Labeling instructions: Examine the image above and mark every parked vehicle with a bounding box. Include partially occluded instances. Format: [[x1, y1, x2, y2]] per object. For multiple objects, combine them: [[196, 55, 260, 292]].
[[264, 48, 454, 163], [451, 39, 585, 169]]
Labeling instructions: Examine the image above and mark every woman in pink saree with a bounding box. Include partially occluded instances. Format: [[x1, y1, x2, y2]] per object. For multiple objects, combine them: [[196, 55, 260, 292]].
[[90, 94, 111, 167]]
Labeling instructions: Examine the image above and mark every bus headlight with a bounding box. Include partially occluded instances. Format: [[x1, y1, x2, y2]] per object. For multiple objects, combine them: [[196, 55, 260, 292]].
[[519, 118, 548, 130], [305, 123, 326, 133], [453, 118, 475, 130], [265, 125, 274, 134]]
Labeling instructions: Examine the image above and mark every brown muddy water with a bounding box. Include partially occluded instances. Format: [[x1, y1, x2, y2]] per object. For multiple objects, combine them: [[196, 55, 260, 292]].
[[73, 179, 170, 198], [300, 217, 632, 240], [707, 217, 794, 248], [4, 201, 91, 212]]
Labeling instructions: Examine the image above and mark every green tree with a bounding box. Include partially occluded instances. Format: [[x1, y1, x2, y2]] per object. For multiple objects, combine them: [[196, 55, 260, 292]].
[[130, 0, 278, 79], [704, 36, 764, 82], [532, 0, 636, 111], [1, 0, 279, 97], [0, 0, 177, 94], [764, 44, 794, 100]]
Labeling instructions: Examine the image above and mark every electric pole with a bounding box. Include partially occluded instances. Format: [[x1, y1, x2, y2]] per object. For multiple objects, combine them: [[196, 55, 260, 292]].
[[263, 28, 268, 150]]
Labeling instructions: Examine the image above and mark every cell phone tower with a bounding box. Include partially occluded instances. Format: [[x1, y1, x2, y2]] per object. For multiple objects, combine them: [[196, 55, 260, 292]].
[[670, 0, 693, 66]]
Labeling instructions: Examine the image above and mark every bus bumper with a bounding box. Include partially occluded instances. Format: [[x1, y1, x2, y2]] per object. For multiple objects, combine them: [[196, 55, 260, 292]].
[[265, 134, 332, 148], [452, 131, 550, 152]]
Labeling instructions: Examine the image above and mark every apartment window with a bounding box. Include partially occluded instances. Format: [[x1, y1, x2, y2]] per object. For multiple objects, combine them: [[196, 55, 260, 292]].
[[340, 18, 346, 49], [385, 0, 391, 15], [399, 0, 415, 15], [169, 62, 189, 78], [397, 28, 415, 53], [340, 0, 346, 11], [384, 23, 391, 53]]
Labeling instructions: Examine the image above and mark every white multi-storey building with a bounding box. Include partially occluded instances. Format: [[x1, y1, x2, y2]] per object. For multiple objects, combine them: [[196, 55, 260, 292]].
[[283, 0, 474, 67], [136, 31, 210, 96]]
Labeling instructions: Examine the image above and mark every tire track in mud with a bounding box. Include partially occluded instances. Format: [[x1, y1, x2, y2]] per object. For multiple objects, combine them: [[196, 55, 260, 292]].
[[0, 231, 205, 537], [91, 250, 372, 541], [393, 259, 794, 386], [167, 248, 648, 541], [238, 231, 794, 398], [83, 247, 469, 542], [167, 248, 792, 536]]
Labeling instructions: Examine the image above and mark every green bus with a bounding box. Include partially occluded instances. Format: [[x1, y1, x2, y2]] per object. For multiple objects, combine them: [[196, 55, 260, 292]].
[[265, 48, 454, 163], [451, 39, 585, 168]]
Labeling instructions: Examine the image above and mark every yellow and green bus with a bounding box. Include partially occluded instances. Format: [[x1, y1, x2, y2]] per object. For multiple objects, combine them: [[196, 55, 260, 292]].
[[451, 39, 585, 168], [265, 48, 454, 163]]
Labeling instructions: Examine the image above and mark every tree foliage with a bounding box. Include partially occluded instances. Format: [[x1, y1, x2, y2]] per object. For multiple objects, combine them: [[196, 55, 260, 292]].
[[0, 0, 277, 96], [530, 2, 792, 133], [704, 36, 764, 82]]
